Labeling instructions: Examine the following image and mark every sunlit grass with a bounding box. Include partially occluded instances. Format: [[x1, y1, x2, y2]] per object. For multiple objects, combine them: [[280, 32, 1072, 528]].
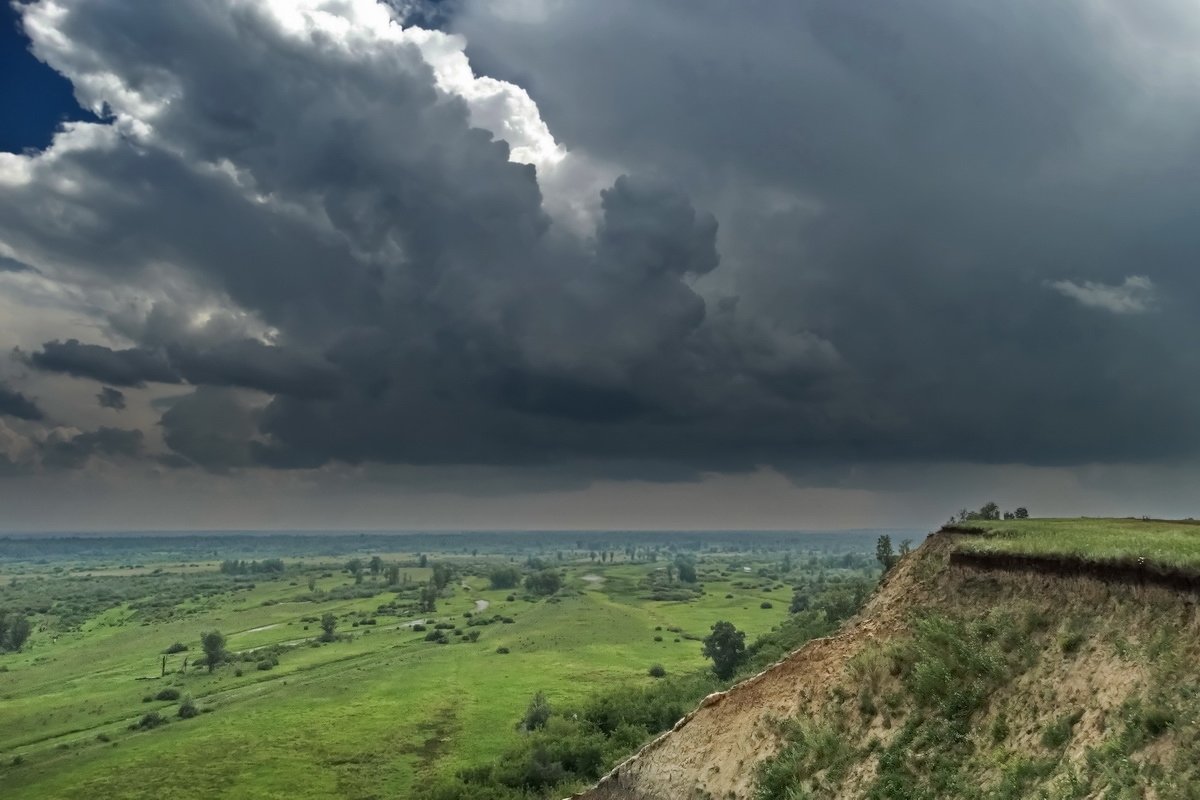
[[952, 518, 1200, 570]]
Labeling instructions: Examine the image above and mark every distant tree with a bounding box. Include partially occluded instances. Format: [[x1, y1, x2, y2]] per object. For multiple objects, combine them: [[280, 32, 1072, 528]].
[[320, 613, 337, 642], [524, 569, 562, 596], [489, 566, 522, 590], [369, 556, 383, 576], [674, 555, 697, 583], [1014, 507, 1029, 519], [0, 613, 8, 649], [418, 554, 428, 568], [5, 614, 31, 652], [781, 553, 793, 573], [979, 502, 1001, 520], [307, 575, 317, 592], [346, 558, 363, 578], [418, 582, 439, 613], [385, 564, 401, 585], [1003, 511, 1014, 520], [431, 563, 453, 590], [789, 590, 810, 614], [899, 539, 913, 556], [519, 691, 552, 731], [875, 535, 897, 572], [665, 564, 675, 583], [702, 621, 746, 680], [201, 630, 226, 673]]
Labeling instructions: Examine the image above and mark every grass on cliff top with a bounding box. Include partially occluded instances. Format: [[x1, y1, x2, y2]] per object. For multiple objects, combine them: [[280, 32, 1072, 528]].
[[951, 517, 1200, 571]]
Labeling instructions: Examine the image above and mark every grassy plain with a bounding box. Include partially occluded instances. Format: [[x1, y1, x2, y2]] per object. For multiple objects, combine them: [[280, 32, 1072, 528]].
[[0, 532, 885, 799], [952, 517, 1200, 570]]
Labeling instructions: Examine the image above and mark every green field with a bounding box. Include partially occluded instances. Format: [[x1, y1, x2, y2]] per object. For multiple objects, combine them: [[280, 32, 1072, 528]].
[[952, 517, 1200, 570], [0, 532, 884, 799]]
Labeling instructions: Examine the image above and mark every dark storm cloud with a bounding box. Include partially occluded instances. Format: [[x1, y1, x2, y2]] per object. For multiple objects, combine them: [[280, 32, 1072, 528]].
[[27, 340, 180, 387], [0, 383, 43, 421], [3, 0, 1200, 480], [40, 427, 143, 470], [28, 338, 339, 399], [96, 386, 126, 410]]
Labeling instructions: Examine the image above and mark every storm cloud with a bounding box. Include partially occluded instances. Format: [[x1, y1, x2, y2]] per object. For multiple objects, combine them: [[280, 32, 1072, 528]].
[[2, 0, 1200, 490], [0, 383, 43, 421]]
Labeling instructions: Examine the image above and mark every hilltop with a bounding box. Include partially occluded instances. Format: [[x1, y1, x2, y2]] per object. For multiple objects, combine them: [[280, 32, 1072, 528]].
[[578, 519, 1200, 799]]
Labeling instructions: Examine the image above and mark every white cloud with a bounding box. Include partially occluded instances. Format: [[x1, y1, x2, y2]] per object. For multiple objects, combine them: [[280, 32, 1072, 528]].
[[1048, 275, 1155, 314]]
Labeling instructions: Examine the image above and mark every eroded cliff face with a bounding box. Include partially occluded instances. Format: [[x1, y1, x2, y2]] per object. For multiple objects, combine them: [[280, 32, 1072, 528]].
[[573, 532, 1200, 799]]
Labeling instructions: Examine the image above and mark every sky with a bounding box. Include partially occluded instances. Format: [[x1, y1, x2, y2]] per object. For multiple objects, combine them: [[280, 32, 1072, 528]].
[[2, 0, 1200, 532]]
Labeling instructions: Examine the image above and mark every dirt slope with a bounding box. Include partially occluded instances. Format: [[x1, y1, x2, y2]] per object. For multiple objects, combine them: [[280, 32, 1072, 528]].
[[574, 531, 1200, 799]]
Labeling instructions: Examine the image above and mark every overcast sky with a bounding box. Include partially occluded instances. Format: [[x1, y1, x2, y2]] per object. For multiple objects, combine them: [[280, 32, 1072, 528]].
[[2, 0, 1199, 532]]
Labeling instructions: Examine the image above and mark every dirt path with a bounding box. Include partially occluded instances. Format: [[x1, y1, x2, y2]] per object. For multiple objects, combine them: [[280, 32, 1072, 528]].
[[474, 600, 490, 613]]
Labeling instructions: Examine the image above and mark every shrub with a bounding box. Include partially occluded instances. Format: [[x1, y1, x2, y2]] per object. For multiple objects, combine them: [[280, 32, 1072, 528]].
[[496, 646, 510, 654], [1041, 711, 1082, 748], [162, 642, 188, 654], [412, 623, 427, 632], [154, 688, 181, 702], [654, 635, 663, 642], [425, 630, 448, 644], [760, 601, 774, 609], [178, 696, 199, 719], [465, 630, 481, 642], [648, 664, 666, 678], [256, 659, 275, 671], [131, 712, 166, 731]]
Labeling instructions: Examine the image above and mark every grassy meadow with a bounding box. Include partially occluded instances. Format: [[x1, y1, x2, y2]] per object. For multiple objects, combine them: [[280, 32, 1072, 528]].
[[0, 531, 889, 799], [952, 517, 1200, 570]]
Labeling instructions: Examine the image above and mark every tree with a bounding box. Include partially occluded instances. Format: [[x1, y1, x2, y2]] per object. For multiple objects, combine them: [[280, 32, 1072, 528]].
[[525, 569, 562, 596], [320, 613, 337, 642], [519, 691, 552, 731], [418, 581, 438, 613], [1015, 507, 1029, 519], [307, 575, 317, 592], [369, 556, 383, 576], [385, 564, 401, 585], [875, 535, 897, 572], [431, 563, 453, 590], [789, 590, 810, 614], [201, 631, 226, 673], [418, 554, 428, 568], [899, 539, 913, 556], [979, 501, 1000, 520], [489, 565, 522, 590], [702, 621, 746, 680], [5, 614, 31, 651], [674, 555, 697, 584]]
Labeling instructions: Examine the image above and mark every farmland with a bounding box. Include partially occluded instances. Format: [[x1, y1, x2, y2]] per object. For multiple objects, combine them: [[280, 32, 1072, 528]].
[[0, 530, 893, 799]]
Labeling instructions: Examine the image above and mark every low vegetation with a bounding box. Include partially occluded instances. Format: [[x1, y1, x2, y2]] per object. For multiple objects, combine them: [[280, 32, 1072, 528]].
[[0, 529, 886, 799]]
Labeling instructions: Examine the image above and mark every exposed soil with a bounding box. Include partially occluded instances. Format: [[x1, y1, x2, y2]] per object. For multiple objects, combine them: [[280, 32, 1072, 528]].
[[572, 533, 1200, 800]]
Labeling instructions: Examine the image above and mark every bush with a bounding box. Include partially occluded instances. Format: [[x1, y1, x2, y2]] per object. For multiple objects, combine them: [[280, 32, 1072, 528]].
[[648, 664, 666, 678], [653, 635, 663, 642], [412, 623, 427, 632], [178, 696, 199, 719], [496, 646, 510, 654], [760, 601, 773, 609], [131, 712, 166, 731], [256, 659, 276, 671], [154, 688, 181, 701], [162, 642, 188, 654], [425, 630, 449, 644]]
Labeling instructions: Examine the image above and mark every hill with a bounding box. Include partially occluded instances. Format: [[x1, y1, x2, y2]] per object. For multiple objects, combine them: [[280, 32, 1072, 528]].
[[577, 519, 1200, 799]]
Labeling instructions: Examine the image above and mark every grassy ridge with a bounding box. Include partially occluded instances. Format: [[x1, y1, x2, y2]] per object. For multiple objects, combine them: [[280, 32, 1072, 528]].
[[951, 518, 1200, 571]]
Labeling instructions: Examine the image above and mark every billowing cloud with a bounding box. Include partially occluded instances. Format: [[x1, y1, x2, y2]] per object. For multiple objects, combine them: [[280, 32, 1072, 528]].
[[27, 340, 180, 387], [96, 386, 126, 410], [2, 0, 1200, 495], [1049, 276, 1155, 314], [0, 383, 44, 421]]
